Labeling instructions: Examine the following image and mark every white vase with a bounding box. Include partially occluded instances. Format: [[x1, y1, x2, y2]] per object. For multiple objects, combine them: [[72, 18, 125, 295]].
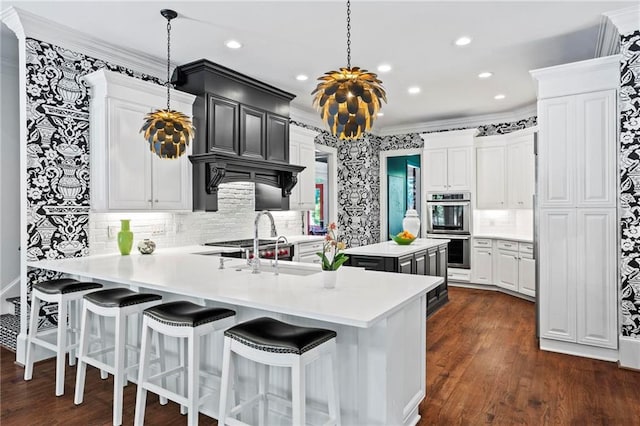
[[323, 270, 338, 289], [402, 209, 421, 237]]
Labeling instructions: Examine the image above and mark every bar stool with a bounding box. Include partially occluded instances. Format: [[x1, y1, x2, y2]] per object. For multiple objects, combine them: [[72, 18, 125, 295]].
[[218, 317, 340, 426], [24, 278, 103, 396], [134, 300, 236, 426], [74, 287, 162, 426]]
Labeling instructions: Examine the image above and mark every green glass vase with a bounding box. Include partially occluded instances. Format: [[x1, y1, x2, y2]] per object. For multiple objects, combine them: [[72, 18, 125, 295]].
[[117, 219, 133, 255]]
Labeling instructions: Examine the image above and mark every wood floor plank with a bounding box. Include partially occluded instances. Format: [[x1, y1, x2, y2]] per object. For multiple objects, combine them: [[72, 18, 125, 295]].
[[2, 286, 639, 425]]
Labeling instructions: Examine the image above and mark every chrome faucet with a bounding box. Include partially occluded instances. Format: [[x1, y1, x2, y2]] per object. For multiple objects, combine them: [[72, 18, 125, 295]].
[[272, 235, 288, 275], [250, 211, 278, 274]]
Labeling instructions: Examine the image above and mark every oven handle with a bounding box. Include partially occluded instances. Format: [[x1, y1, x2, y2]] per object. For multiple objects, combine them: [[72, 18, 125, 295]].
[[428, 235, 470, 240], [426, 201, 470, 206]]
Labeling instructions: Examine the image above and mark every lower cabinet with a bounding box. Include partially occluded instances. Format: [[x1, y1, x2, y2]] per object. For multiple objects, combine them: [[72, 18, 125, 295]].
[[294, 240, 324, 264], [347, 244, 449, 317]]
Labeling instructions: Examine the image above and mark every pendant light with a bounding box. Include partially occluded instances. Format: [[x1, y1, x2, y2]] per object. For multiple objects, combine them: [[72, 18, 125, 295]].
[[312, 0, 387, 140], [140, 9, 194, 159]]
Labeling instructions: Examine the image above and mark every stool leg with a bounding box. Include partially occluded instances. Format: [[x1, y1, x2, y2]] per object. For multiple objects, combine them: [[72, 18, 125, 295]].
[[74, 304, 91, 405], [98, 315, 108, 380], [68, 298, 77, 367], [156, 331, 168, 406], [187, 330, 200, 426], [218, 337, 233, 426], [24, 294, 41, 381], [326, 345, 340, 426], [291, 357, 306, 426], [113, 311, 126, 426], [134, 317, 152, 426], [180, 336, 188, 415], [258, 363, 269, 426], [55, 298, 68, 396]]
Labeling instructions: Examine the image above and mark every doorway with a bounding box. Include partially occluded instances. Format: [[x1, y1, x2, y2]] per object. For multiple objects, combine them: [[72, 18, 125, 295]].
[[308, 145, 337, 235]]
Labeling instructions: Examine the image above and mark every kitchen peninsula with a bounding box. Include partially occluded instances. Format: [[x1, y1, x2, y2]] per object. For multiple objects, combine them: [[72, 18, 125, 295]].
[[27, 248, 443, 426], [344, 239, 449, 317]]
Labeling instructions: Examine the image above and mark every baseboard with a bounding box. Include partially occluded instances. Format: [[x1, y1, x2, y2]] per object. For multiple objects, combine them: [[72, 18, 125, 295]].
[[0, 276, 20, 314], [618, 336, 640, 370], [448, 282, 535, 302], [539, 338, 618, 362]]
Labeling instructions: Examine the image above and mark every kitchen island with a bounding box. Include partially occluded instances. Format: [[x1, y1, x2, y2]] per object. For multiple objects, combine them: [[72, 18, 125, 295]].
[[27, 248, 443, 426], [344, 238, 450, 317]]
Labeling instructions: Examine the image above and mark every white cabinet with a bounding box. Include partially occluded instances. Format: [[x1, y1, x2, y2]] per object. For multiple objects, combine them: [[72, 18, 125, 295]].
[[421, 129, 476, 193], [424, 147, 473, 192], [289, 126, 317, 211], [294, 239, 324, 264], [532, 55, 618, 356], [475, 128, 535, 210], [476, 145, 506, 209], [471, 239, 493, 285], [85, 69, 195, 212], [496, 248, 519, 292]]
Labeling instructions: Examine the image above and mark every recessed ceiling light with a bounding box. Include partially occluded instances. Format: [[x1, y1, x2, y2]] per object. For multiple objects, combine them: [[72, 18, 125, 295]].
[[296, 74, 308, 81], [408, 87, 421, 94], [377, 64, 392, 73], [455, 36, 472, 46], [377, 112, 384, 117], [478, 72, 493, 79], [225, 40, 242, 49], [494, 94, 506, 100]]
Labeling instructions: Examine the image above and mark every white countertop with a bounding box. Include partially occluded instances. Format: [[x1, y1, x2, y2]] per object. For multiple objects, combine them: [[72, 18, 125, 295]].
[[27, 249, 442, 328], [472, 233, 533, 243], [343, 238, 449, 257]]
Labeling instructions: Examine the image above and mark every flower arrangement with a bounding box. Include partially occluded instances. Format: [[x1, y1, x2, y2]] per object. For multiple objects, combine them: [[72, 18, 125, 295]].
[[317, 222, 349, 271]]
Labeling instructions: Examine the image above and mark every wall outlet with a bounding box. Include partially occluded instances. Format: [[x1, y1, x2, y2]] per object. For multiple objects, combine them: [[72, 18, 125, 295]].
[[152, 224, 165, 235], [108, 226, 119, 239]]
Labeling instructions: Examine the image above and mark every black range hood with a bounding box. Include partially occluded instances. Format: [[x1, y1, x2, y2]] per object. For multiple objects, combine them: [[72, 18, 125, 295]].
[[173, 59, 304, 211]]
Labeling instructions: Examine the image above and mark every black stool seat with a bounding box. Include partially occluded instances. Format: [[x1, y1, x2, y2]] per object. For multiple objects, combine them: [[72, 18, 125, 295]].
[[144, 301, 236, 327], [225, 317, 337, 355], [34, 278, 103, 295], [84, 288, 161, 308]]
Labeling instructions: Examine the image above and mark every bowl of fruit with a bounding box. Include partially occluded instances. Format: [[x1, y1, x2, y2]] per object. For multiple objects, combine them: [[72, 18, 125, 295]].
[[390, 230, 417, 245]]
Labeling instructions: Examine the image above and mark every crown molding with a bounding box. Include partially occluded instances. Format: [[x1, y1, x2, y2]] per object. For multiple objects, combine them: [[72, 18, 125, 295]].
[[604, 5, 640, 36], [0, 6, 166, 79], [289, 104, 325, 130], [595, 15, 620, 57], [377, 103, 537, 136]]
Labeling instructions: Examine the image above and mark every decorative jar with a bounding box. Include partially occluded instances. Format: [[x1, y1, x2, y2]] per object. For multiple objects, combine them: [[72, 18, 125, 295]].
[[402, 209, 421, 237], [137, 239, 156, 255], [117, 219, 133, 255]]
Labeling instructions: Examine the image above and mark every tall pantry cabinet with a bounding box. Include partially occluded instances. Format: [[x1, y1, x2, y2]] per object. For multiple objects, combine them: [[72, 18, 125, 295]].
[[531, 55, 619, 361]]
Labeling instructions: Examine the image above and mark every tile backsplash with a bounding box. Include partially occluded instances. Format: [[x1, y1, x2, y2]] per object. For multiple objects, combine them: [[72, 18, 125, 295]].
[[473, 209, 533, 238], [89, 182, 304, 255]]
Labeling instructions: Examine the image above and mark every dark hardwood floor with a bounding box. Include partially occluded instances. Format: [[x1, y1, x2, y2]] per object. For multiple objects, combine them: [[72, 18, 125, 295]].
[[1, 287, 639, 425]]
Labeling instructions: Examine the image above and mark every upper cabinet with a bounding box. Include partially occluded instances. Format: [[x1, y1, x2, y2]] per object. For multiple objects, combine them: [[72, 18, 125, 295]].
[[84, 69, 196, 212], [421, 129, 477, 193], [289, 126, 317, 211], [475, 128, 536, 210]]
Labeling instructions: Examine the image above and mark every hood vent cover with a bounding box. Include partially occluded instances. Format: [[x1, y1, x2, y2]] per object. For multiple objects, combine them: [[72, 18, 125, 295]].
[[173, 59, 303, 211]]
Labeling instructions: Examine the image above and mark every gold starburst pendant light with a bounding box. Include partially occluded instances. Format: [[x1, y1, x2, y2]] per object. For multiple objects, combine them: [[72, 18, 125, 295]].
[[312, 0, 387, 140], [141, 9, 194, 159]]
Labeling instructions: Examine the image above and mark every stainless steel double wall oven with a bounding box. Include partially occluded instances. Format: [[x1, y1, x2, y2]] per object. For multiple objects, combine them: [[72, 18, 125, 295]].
[[426, 192, 471, 269]]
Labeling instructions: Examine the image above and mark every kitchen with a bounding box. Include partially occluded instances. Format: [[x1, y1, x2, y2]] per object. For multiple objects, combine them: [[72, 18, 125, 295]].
[[1, 1, 639, 425]]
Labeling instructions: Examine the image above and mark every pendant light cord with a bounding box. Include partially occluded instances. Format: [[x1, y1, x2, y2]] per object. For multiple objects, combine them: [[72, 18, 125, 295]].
[[346, 0, 351, 68], [166, 17, 172, 110]]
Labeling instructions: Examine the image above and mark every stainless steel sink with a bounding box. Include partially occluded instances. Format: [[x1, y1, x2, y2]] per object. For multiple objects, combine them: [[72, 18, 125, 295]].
[[233, 263, 321, 276]]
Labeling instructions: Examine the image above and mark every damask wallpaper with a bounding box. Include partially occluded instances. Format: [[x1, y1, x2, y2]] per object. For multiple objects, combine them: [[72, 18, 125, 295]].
[[24, 37, 161, 304], [619, 30, 640, 338]]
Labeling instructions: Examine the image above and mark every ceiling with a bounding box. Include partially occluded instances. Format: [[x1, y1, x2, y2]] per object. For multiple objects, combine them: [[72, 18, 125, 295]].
[[0, 1, 633, 133]]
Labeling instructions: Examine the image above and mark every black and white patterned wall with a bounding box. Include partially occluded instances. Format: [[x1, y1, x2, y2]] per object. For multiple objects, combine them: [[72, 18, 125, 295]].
[[619, 30, 640, 338], [23, 38, 160, 315]]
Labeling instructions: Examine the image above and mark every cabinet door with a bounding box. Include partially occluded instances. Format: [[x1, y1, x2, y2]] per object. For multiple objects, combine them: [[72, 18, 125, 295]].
[[152, 154, 191, 210], [447, 147, 472, 191], [436, 245, 447, 278], [507, 138, 534, 209], [427, 248, 437, 276], [472, 247, 493, 285], [399, 255, 414, 274], [476, 145, 506, 209], [424, 149, 448, 192], [538, 98, 575, 207], [289, 137, 316, 211], [575, 90, 616, 208], [518, 256, 536, 297], [298, 253, 322, 265], [576, 209, 617, 348], [539, 209, 577, 342], [208, 94, 238, 154], [496, 250, 518, 291], [108, 99, 152, 209], [266, 113, 289, 162], [239, 105, 265, 159], [414, 250, 427, 275]]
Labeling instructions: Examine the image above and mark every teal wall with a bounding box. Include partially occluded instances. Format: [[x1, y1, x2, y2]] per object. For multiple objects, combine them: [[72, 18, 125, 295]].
[[387, 155, 420, 236]]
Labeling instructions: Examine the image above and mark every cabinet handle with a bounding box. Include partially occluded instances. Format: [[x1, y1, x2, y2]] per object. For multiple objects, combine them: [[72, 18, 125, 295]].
[[154, 199, 159, 203], [147, 199, 152, 203], [488, 252, 492, 255]]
